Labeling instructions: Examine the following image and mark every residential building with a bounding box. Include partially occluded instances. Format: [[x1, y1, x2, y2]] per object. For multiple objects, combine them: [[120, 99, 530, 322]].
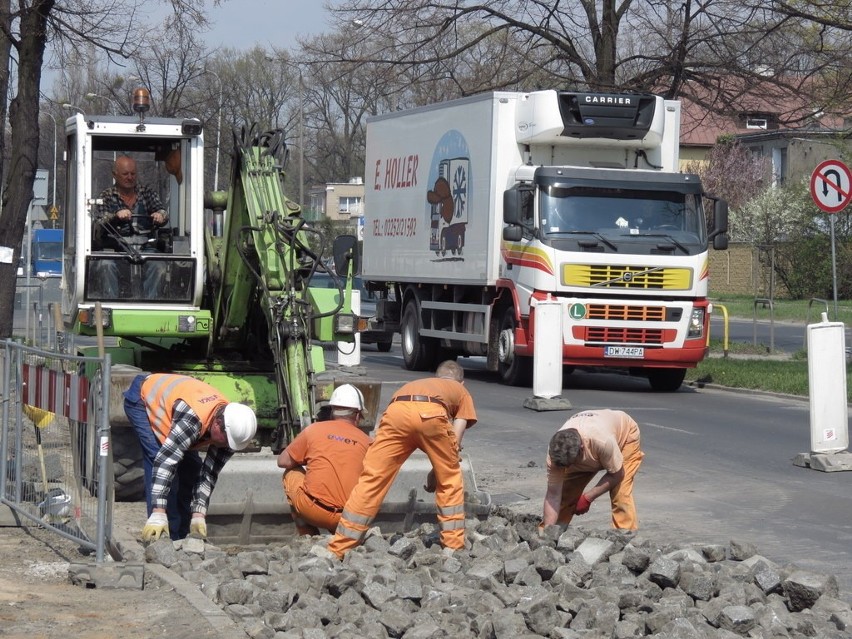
[[306, 178, 364, 225]]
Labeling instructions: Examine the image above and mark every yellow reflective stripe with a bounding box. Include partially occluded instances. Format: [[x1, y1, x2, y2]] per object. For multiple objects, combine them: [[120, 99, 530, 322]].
[[340, 510, 373, 526], [437, 503, 464, 516], [335, 522, 366, 541], [439, 519, 465, 531]]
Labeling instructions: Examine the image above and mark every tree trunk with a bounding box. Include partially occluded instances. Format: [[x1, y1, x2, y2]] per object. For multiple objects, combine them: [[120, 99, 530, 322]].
[[0, 0, 11, 194], [0, 0, 55, 339]]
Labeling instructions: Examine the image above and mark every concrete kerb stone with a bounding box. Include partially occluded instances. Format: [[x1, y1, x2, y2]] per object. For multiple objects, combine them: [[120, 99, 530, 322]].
[[108, 522, 250, 638]]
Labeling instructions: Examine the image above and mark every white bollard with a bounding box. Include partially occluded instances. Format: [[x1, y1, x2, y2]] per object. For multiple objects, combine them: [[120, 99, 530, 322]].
[[792, 312, 852, 472], [523, 296, 572, 412], [806, 313, 848, 453], [337, 289, 361, 367], [532, 297, 563, 399]]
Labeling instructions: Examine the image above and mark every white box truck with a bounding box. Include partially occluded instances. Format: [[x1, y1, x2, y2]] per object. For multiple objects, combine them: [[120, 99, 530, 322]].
[[362, 90, 728, 390]]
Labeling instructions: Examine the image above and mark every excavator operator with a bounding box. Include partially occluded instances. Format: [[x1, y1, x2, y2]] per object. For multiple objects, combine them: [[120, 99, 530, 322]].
[[92, 155, 169, 299]]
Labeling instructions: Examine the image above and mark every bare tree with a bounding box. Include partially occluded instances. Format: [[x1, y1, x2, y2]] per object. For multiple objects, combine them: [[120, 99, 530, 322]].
[[0, 0, 221, 339], [325, 1, 852, 119]]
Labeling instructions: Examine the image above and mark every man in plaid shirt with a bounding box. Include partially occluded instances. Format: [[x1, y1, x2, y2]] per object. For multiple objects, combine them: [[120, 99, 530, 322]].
[[93, 155, 170, 299], [123, 373, 257, 541]]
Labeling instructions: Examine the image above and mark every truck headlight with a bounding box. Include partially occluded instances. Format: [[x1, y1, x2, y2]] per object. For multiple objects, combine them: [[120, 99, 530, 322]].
[[687, 308, 704, 339]]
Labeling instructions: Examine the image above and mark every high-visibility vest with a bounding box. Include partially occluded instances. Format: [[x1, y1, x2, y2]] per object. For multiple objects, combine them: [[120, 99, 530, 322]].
[[141, 374, 226, 445]]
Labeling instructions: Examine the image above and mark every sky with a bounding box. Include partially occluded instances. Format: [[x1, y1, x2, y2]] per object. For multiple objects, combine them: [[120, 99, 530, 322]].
[[40, 1, 336, 94], [193, 0, 335, 50]]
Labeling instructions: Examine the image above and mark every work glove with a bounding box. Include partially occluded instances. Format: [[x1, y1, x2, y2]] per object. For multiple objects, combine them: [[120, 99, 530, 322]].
[[141, 511, 169, 542], [189, 516, 208, 540], [423, 470, 437, 493], [575, 494, 592, 515]]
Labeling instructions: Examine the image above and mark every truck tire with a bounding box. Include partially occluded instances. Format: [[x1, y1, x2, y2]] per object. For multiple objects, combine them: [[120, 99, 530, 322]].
[[401, 300, 437, 371], [376, 339, 393, 353], [497, 307, 533, 386], [647, 368, 686, 392]]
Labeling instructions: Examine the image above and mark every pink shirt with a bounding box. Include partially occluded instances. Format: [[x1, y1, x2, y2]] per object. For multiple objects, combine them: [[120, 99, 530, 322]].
[[546, 409, 640, 483]]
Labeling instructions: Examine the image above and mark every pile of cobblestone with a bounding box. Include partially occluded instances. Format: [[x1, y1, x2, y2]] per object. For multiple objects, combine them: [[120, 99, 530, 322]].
[[141, 513, 852, 639]]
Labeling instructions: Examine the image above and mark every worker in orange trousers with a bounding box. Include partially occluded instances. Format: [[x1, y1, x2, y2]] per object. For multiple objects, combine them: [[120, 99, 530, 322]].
[[542, 409, 644, 530], [328, 360, 477, 558]]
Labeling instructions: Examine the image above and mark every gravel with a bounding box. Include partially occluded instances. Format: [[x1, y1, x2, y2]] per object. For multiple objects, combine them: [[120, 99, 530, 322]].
[[129, 509, 852, 639]]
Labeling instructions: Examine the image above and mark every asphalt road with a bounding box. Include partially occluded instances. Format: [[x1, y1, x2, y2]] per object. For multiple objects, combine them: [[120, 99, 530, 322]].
[[710, 313, 852, 353], [354, 349, 852, 601]]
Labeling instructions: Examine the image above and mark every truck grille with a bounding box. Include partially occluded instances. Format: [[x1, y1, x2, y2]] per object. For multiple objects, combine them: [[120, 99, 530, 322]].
[[585, 326, 665, 344], [563, 264, 692, 290], [586, 304, 666, 321]]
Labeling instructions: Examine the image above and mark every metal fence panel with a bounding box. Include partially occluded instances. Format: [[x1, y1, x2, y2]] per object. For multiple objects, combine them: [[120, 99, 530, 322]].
[[0, 340, 112, 561]]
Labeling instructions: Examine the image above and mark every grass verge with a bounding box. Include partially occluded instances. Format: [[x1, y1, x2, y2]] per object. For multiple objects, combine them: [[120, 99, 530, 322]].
[[686, 338, 850, 401], [711, 295, 852, 324]]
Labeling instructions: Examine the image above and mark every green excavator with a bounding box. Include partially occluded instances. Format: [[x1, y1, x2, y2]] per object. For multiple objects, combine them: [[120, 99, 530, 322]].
[[59, 89, 376, 541]]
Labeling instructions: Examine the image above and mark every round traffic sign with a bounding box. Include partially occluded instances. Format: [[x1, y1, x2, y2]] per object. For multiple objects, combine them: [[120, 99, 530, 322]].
[[810, 159, 852, 213]]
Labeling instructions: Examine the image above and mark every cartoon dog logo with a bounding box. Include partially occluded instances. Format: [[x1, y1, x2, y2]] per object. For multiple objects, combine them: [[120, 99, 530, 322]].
[[427, 176, 454, 224]]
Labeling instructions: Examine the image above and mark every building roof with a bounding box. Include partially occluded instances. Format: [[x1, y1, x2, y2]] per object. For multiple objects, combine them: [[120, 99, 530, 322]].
[[677, 74, 851, 147]]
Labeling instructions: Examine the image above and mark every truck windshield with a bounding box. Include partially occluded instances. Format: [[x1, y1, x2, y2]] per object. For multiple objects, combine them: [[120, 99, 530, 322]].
[[35, 242, 63, 260], [539, 186, 706, 245]]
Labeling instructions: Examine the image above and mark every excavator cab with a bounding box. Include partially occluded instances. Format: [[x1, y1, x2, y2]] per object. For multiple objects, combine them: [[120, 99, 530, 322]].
[[62, 112, 207, 332], [60, 97, 361, 451]]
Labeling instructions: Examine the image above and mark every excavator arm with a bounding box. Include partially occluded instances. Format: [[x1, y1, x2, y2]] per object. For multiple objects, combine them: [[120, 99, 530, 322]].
[[204, 126, 358, 447]]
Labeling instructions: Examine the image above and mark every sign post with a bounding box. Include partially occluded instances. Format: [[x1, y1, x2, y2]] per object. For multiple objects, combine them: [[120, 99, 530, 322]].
[[809, 159, 852, 320]]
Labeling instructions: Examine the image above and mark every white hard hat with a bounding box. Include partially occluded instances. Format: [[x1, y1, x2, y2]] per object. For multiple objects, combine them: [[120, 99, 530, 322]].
[[222, 403, 257, 450], [329, 384, 365, 411]]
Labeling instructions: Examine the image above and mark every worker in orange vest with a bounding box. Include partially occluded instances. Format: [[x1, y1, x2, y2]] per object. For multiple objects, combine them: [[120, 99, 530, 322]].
[[123, 373, 257, 541], [328, 360, 477, 558], [277, 384, 372, 535]]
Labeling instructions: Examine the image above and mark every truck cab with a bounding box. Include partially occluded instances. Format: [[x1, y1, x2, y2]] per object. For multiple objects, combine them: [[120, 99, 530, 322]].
[[31, 228, 64, 277]]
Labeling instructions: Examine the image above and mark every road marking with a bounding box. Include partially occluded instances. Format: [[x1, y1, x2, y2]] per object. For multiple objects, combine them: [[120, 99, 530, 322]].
[[643, 421, 696, 435]]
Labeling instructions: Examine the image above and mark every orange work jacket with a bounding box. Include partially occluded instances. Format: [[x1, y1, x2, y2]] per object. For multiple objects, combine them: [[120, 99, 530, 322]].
[[141, 374, 226, 445]]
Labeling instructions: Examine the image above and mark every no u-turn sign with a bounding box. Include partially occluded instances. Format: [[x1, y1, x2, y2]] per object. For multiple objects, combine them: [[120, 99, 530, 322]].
[[810, 159, 852, 213]]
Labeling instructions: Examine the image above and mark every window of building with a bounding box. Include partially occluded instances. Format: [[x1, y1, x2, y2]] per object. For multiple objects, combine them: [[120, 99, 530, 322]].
[[339, 196, 362, 216], [746, 117, 768, 130]]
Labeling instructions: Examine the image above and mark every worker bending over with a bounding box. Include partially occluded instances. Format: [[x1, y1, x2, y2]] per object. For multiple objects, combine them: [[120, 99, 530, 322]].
[[123, 373, 257, 541], [543, 409, 644, 530], [328, 360, 477, 558], [277, 384, 371, 535]]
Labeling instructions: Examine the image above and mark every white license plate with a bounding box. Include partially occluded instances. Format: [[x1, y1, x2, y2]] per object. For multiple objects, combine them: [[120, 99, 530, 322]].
[[604, 346, 644, 358]]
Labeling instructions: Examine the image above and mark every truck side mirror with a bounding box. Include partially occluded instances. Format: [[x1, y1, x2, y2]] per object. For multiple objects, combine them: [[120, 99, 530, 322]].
[[503, 185, 534, 239], [707, 197, 728, 250], [713, 234, 728, 251], [333, 234, 359, 276], [503, 226, 523, 241]]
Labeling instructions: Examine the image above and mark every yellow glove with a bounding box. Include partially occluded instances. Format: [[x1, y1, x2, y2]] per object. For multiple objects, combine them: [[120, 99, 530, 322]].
[[189, 516, 207, 540], [141, 511, 169, 542]]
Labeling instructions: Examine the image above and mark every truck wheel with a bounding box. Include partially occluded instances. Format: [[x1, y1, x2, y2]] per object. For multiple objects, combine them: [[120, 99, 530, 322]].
[[376, 339, 393, 353], [647, 368, 686, 392], [401, 301, 437, 371], [497, 307, 533, 386]]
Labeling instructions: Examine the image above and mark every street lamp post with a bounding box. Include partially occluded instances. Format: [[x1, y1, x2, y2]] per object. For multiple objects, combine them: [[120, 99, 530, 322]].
[[202, 69, 223, 192], [296, 67, 304, 209], [85, 92, 120, 115], [266, 56, 304, 208], [61, 103, 85, 116], [42, 112, 57, 209]]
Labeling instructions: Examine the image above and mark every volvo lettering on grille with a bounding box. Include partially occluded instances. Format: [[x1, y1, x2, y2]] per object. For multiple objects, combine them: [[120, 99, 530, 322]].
[[562, 264, 693, 290]]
